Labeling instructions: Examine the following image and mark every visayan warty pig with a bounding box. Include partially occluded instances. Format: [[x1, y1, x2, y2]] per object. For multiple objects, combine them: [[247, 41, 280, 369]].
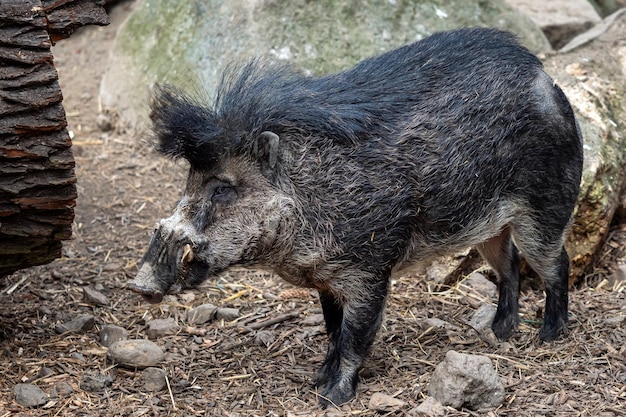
[[128, 28, 584, 406]]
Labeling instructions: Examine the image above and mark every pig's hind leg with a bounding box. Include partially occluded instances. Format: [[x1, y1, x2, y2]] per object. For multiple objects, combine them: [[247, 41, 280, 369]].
[[316, 275, 389, 407], [476, 227, 522, 340], [512, 224, 570, 342]]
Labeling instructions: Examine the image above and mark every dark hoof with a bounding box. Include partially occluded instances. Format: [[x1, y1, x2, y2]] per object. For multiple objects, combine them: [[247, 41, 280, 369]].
[[315, 358, 337, 389], [319, 381, 356, 408], [538, 322, 564, 342], [491, 314, 518, 341], [538, 309, 567, 342]]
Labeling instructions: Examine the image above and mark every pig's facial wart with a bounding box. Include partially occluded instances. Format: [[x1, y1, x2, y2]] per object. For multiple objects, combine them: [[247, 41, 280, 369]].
[[159, 200, 205, 244]]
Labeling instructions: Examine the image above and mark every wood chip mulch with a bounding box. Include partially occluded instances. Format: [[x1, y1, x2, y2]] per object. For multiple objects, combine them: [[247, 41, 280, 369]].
[[1, 4, 625, 414]]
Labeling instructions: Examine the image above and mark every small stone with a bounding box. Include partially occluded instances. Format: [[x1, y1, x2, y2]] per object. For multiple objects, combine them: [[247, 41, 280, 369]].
[[39, 306, 52, 317], [142, 367, 167, 392], [53, 381, 74, 397], [108, 339, 165, 368], [146, 318, 179, 339], [216, 307, 240, 321], [423, 317, 462, 332], [295, 327, 323, 341], [50, 270, 65, 280], [187, 303, 217, 325], [70, 352, 85, 361], [302, 313, 324, 326], [79, 373, 114, 392], [100, 324, 128, 347], [14, 384, 49, 407], [83, 287, 110, 306], [102, 263, 121, 272], [37, 367, 55, 379], [428, 350, 504, 410], [368, 392, 407, 412], [55, 314, 95, 334], [178, 291, 196, 303], [410, 396, 446, 417], [255, 330, 275, 347], [605, 315, 625, 326], [96, 112, 113, 131], [469, 304, 497, 332], [462, 272, 497, 299], [609, 264, 626, 287]]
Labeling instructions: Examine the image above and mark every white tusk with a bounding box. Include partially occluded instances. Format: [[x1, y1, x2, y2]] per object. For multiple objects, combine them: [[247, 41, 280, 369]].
[[181, 244, 194, 264]]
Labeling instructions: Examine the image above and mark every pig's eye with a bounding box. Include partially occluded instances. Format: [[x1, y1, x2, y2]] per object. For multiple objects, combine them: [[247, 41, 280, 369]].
[[211, 185, 237, 204]]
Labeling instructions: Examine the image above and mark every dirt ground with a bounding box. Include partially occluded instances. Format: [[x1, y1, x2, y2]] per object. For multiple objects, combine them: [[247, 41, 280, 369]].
[[1, 1, 625, 416]]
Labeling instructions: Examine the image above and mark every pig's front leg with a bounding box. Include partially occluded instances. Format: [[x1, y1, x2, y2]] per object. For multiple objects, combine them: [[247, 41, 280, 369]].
[[315, 292, 343, 389], [316, 275, 389, 407]]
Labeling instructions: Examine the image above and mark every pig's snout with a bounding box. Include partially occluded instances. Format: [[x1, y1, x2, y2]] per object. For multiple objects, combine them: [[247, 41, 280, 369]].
[[127, 262, 165, 304], [128, 244, 197, 304]]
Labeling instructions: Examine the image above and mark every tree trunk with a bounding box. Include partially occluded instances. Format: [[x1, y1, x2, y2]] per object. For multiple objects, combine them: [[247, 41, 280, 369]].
[[0, 0, 108, 277]]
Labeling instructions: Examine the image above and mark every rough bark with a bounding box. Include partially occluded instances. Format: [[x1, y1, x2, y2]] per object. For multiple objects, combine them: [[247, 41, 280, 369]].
[[0, 0, 108, 277]]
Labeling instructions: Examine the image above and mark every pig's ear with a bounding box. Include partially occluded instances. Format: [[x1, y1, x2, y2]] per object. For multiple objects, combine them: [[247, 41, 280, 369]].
[[254, 131, 280, 171]]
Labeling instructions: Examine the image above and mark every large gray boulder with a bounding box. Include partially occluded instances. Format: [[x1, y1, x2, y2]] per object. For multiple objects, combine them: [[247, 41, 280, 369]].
[[101, 0, 549, 127]]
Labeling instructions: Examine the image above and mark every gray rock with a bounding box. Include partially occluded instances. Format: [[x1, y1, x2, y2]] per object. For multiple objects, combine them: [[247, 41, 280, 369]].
[[141, 367, 167, 392], [410, 396, 446, 417], [83, 286, 110, 306], [609, 264, 626, 288], [254, 330, 275, 347], [146, 318, 179, 339], [14, 384, 49, 407], [216, 307, 240, 322], [101, 263, 121, 273], [302, 313, 324, 326], [368, 392, 407, 412], [36, 367, 54, 379], [55, 314, 95, 334], [428, 350, 504, 410], [96, 112, 113, 132], [423, 317, 462, 332], [53, 381, 74, 397], [462, 272, 497, 299], [605, 315, 626, 326], [503, 0, 601, 48], [469, 304, 497, 332], [560, 8, 626, 53], [108, 339, 165, 368], [100, 324, 128, 347], [101, 0, 549, 128], [79, 373, 114, 392], [187, 303, 217, 324]]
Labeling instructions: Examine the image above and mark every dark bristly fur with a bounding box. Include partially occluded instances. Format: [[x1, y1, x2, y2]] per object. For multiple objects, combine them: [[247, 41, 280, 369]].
[[129, 28, 584, 407]]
